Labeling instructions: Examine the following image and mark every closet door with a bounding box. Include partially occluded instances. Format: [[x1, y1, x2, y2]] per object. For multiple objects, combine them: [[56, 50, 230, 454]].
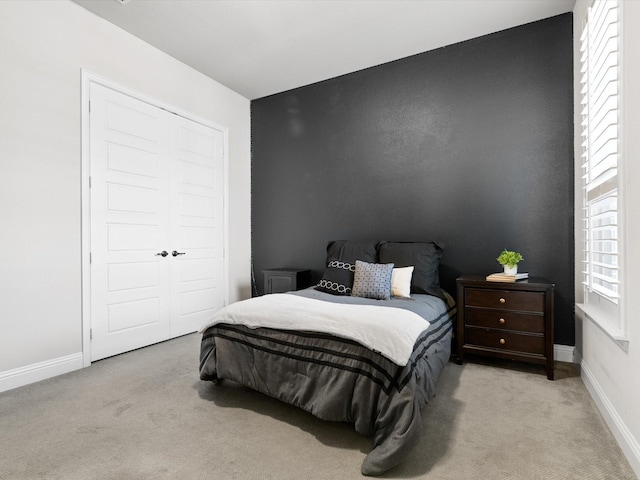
[[89, 83, 225, 361], [169, 115, 225, 337], [89, 83, 172, 361]]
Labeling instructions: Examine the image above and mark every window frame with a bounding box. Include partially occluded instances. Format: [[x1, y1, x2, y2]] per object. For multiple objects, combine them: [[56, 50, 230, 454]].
[[576, 0, 628, 347]]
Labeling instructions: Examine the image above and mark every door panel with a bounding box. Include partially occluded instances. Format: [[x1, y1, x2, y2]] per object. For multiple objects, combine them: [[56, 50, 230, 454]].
[[106, 101, 160, 141], [107, 183, 159, 214], [107, 262, 159, 291], [107, 143, 159, 177], [107, 297, 161, 332]]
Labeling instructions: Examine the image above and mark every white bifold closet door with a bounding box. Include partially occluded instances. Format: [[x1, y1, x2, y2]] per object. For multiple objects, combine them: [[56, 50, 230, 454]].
[[89, 83, 225, 361]]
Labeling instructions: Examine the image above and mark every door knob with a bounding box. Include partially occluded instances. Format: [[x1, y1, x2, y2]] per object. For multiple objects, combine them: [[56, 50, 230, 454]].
[[155, 250, 168, 257], [172, 250, 186, 257]]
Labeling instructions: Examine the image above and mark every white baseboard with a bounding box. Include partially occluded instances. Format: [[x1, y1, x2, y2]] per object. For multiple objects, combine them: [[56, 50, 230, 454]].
[[580, 356, 640, 478], [554, 343, 575, 363], [0, 352, 84, 394]]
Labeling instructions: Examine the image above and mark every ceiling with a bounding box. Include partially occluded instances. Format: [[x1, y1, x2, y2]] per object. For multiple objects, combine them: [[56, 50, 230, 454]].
[[72, 0, 575, 100]]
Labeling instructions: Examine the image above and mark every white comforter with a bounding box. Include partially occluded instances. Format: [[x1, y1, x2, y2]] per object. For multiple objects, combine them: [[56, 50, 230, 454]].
[[199, 293, 430, 366]]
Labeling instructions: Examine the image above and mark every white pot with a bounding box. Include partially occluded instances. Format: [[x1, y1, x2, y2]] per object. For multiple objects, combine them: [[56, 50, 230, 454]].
[[503, 265, 518, 275]]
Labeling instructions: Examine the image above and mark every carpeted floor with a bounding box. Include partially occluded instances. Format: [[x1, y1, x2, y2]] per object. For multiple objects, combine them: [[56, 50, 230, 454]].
[[0, 333, 636, 480]]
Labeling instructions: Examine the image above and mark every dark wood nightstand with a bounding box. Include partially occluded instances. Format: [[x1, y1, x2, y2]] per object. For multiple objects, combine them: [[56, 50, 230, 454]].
[[263, 268, 312, 294], [456, 275, 555, 380]]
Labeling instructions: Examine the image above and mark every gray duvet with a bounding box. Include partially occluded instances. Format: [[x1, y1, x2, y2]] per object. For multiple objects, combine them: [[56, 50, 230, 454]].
[[199, 288, 455, 476]]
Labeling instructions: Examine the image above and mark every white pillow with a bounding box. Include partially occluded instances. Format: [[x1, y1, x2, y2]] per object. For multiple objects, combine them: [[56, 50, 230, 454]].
[[391, 266, 414, 298]]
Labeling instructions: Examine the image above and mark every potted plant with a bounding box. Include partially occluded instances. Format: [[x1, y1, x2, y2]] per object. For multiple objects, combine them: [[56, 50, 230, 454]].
[[497, 249, 523, 275]]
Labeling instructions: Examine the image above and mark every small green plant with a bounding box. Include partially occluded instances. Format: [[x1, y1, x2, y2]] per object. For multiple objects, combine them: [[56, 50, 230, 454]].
[[497, 249, 523, 268]]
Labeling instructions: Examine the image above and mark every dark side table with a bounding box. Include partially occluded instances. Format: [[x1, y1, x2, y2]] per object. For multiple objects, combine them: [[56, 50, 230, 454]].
[[456, 274, 555, 380], [263, 268, 312, 294]]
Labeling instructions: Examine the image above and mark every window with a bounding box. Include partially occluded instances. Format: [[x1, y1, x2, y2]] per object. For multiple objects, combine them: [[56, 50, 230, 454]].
[[579, 0, 625, 341]]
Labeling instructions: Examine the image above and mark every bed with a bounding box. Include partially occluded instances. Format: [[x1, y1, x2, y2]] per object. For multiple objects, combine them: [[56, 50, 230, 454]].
[[199, 241, 456, 476]]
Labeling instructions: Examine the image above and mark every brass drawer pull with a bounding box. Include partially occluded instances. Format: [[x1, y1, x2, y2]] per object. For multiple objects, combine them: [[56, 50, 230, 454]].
[[499, 338, 506, 345], [499, 318, 506, 324], [499, 297, 506, 304]]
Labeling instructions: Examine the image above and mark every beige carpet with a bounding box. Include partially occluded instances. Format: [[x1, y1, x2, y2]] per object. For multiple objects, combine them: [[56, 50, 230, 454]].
[[0, 333, 636, 480]]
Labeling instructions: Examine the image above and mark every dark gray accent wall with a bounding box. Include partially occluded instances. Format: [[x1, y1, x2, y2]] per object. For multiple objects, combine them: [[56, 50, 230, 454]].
[[251, 13, 574, 345]]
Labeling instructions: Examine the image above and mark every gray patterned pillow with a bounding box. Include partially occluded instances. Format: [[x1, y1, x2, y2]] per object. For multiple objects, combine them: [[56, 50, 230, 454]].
[[351, 260, 394, 300]]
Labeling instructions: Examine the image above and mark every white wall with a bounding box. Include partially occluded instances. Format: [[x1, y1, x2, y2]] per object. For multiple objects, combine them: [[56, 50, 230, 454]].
[[0, 1, 251, 386], [574, 1, 640, 476]]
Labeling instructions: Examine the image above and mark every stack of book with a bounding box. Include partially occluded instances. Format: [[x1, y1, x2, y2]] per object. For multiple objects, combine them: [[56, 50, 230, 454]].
[[485, 272, 529, 283]]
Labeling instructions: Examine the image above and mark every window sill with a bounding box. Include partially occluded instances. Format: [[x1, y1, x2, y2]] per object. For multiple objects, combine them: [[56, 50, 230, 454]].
[[576, 303, 629, 352]]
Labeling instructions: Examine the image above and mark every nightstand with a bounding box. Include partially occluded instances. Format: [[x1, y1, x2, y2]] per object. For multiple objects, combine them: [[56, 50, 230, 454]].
[[263, 268, 312, 294], [456, 274, 555, 380]]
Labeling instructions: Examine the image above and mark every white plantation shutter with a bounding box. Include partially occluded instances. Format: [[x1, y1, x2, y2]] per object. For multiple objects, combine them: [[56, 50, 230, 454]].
[[579, 0, 623, 335]]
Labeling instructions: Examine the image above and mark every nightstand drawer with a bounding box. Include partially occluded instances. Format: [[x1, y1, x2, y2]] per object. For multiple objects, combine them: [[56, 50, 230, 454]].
[[465, 308, 544, 333], [465, 327, 544, 355], [465, 288, 544, 312]]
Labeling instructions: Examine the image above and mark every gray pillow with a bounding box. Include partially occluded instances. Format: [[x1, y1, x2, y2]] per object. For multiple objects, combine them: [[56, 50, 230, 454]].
[[351, 260, 394, 300], [378, 241, 444, 298], [325, 240, 378, 264]]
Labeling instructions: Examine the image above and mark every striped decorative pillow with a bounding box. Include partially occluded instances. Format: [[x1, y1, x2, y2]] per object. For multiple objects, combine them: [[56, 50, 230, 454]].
[[315, 259, 355, 295]]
